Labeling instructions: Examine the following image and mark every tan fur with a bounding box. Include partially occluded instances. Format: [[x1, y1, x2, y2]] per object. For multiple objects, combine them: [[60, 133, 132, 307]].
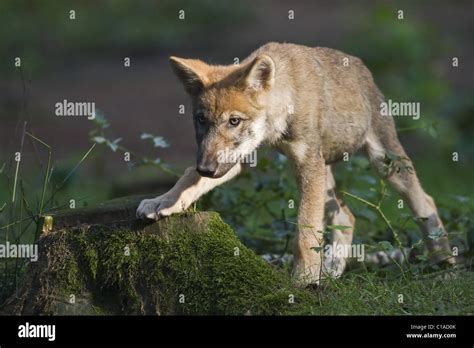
[[137, 43, 454, 286], [323, 166, 355, 278]]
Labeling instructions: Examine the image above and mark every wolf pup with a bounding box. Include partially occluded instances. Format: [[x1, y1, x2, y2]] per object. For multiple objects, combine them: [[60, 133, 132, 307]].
[[137, 42, 454, 285]]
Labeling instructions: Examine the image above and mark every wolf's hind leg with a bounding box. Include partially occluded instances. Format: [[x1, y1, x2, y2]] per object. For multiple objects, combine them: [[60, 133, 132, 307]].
[[323, 165, 356, 278], [365, 127, 454, 264]]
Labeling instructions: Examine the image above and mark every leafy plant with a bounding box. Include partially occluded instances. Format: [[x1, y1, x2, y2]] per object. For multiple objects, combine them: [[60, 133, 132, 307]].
[[89, 112, 178, 177]]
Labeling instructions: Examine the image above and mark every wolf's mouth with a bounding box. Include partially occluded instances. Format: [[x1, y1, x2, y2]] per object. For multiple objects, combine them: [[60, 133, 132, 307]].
[[196, 161, 235, 179], [196, 166, 217, 178]]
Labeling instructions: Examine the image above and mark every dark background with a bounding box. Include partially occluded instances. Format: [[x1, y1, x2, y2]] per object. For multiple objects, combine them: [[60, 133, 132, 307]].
[[1, 0, 472, 172]]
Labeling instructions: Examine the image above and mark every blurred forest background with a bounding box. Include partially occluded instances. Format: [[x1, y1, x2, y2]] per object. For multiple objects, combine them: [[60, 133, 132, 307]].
[[0, 0, 473, 309]]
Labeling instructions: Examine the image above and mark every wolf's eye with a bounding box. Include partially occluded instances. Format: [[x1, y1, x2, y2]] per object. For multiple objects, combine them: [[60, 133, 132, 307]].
[[229, 117, 241, 127]]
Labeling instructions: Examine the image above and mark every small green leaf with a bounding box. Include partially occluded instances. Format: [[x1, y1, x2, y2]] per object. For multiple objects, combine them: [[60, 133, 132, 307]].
[[410, 239, 423, 250], [385, 152, 400, 162], [378, 241, 394, 251], [326, 224, 352, 231], [107, 138, 122, 152], [415, 216, 429, 222], [427, 124, 438, 138], [416, 254, 428, 261], [141, 133, 169, 148], [152, 136, 169, 148], [93, 136, 107, 144], [428, 228, 444, 240], [311, 246, 324, 253], [92, 111, 109, 128]]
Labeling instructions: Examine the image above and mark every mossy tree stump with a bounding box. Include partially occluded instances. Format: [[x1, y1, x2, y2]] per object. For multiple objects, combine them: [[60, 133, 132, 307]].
[[4, 195, 317, 315]]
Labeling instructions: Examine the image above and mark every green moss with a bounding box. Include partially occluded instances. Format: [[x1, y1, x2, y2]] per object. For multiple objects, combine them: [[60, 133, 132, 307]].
[[38, 212, 317, 315], [72, 229, 99, 280], [132, 213, 314, 314], [65, 258, 81, 293], [50, 232, 84, 298]]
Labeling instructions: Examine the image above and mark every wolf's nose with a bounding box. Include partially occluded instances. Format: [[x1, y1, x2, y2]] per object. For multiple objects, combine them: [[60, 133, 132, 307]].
[[197, 164, 217, 178]]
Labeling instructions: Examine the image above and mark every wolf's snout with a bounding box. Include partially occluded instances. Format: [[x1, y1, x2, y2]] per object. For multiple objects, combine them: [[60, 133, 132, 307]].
[[196, 163, 217, 178]]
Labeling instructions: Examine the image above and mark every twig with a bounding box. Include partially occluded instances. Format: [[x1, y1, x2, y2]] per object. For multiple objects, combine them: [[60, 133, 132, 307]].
[[43, 143, 97, 209], [341, 190, 412, 275], [25, 132, 51, 217], [11, 122, 27, 205]]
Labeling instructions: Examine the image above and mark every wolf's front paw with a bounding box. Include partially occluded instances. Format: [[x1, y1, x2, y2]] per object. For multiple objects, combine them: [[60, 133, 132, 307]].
[[322, 255, 347, 279], [292, 263, 321, 287], [136, 194, 186, 220]]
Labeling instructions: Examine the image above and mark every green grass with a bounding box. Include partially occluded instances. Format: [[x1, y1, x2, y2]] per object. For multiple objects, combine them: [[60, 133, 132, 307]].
[[317, 269, 474, 315]]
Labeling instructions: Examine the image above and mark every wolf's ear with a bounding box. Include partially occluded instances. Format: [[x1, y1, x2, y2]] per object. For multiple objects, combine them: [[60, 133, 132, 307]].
[[242, 55, 275, 91], [169, 56, 207, 95]]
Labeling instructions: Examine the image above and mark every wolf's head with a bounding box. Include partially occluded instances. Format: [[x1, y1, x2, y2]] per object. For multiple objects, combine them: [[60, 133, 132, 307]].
[[169, 55, 275, 178]]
